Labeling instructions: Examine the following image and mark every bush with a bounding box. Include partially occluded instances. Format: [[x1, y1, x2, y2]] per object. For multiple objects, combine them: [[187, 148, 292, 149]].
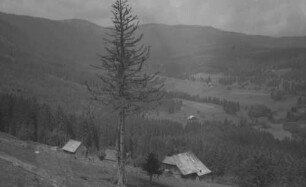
[[142, 153, 162, 184], [97, 150, 106, 161]]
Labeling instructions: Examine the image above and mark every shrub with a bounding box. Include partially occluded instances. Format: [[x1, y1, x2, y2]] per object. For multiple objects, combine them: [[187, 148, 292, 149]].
[[97, 150, 106, 161]]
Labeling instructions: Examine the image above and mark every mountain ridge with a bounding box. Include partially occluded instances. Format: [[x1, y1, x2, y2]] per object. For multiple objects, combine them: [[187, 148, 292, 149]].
[[0, 11, 306, 105]]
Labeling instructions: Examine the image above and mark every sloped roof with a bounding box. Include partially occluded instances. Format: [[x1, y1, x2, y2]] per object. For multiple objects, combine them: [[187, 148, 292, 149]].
[[187, 115, 197, 120], [104, 149, 117, 161], [162, 155, 177, 165], [62, 139, 82, 153], [162, 152, 211, 176]]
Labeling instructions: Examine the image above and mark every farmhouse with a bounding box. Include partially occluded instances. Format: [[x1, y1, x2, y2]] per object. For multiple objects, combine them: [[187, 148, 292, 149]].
[[62, 139, 87, 157], [187, 115, 198, 121], [162, 151, 211, 179]]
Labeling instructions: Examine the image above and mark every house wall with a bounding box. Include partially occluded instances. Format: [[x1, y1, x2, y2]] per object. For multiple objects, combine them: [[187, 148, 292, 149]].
[[162, 163, 211, 181], [161, 164, 181, 177], [75, 145, 88, 157], [182, 173, 198, 180]]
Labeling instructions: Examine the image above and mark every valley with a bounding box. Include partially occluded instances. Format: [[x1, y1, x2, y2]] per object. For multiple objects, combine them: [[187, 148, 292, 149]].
[[1, 10, 306, 187]]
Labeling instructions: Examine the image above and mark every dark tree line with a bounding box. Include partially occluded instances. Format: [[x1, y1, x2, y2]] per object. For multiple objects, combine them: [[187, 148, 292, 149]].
[[218, 76, 237, 86], [286, 98, 306, 122], [248, 104, 273, 119], [268, 78, 306, 96], [0, 94, 99, 150]]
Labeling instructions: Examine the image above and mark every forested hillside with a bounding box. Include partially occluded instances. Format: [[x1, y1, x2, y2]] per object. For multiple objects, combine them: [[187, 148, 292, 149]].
[[1, 93, 306, 186], [1, 12, 306, 115], [1, 11, 306, 186], [1, 12, 306, 79]]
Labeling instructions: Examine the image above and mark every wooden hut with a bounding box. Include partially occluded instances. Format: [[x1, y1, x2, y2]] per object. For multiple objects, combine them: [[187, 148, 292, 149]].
[[162, 151, 211, 179], [62, 139, 87, 157]]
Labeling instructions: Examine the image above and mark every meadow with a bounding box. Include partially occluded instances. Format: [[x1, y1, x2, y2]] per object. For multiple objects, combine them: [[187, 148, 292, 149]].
[[0, 132, 231, 187]]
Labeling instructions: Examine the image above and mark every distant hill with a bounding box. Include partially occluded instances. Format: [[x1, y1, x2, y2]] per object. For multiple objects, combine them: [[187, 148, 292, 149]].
[[1, 12, 306, 76], [0, 12, 108, 111], [1, 12, 306, 111], [0, 13, 306, 74], [0, 12, 109, 72], [140, 24, 306, 76]]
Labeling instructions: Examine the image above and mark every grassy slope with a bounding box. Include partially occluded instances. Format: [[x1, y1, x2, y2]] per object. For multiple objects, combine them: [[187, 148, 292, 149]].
[[0, 159, 54, 187], [0, 132, 231, 187]]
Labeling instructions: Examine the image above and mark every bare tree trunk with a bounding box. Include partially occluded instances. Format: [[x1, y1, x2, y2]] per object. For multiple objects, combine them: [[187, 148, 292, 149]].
[[115, 111, 120, 184], [117, 109, 126, 187], [33, 114, 38, 142], [149, 175, 153, 184], [87, 1, 163, 186]]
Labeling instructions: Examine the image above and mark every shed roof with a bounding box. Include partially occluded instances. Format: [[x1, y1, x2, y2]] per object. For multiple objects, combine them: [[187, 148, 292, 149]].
[[62, 139, 82, 153], [162, 151, 211, 176]]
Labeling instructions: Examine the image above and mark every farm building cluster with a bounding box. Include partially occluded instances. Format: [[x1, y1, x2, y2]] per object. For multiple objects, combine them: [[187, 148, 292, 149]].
[[61, 140, 211, 180]]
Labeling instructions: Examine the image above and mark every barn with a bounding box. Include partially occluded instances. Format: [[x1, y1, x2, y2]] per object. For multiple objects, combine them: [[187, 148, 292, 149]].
[[187, 115, 198, 121], [62, 139, 87, 157], [162, 151, 211, 179]]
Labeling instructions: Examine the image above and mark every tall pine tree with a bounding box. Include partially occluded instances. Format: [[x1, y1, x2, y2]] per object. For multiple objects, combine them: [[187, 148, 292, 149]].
[[142, 153, 162, 184], [87, 0, 163, 186]]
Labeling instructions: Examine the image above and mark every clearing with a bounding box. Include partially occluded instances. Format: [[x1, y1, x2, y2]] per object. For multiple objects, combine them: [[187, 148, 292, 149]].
[[149, 99, 237, 124]]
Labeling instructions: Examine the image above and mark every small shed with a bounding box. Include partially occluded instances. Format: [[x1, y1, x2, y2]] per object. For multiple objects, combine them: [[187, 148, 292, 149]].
[[104, 149, 117, 162], [162, 151, 211, 179], [62, 139, 87, 157]]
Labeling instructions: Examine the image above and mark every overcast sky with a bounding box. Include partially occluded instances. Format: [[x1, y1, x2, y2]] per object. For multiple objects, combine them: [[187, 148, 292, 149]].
[[0, 0, 305, 36]]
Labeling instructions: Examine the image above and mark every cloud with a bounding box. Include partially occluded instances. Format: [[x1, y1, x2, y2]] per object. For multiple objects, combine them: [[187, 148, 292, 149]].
[[0, 0, 305, 36]]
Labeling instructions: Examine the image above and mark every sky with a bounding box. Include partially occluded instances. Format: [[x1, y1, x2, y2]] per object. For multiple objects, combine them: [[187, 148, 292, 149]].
[[0, 0, 305, 36]]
